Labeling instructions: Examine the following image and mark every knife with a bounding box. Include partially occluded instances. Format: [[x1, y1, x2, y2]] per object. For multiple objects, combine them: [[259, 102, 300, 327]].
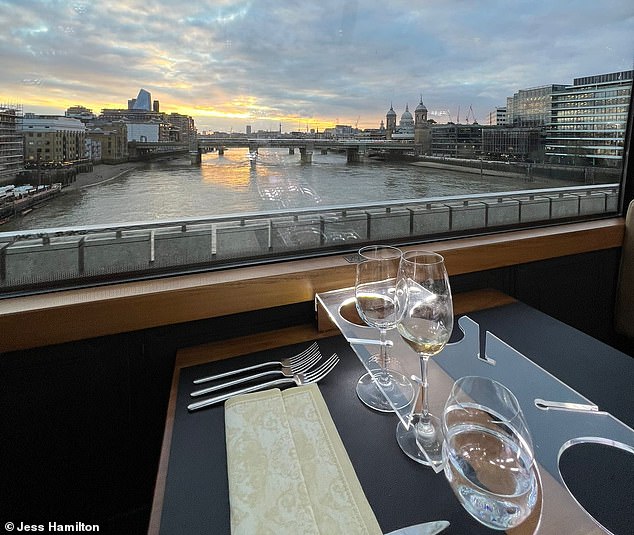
[[385, 520, 450, 535]]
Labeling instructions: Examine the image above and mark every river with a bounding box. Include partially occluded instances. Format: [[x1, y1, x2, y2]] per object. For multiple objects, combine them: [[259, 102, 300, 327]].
[[1, 148, 586, 232]]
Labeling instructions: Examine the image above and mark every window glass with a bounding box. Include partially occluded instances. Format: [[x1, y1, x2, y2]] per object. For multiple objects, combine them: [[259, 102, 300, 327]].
[[0, 0, 632, 293]]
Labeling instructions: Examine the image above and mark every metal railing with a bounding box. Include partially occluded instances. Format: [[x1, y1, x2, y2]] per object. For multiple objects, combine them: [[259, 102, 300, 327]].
[[0, 183, 620, 292]]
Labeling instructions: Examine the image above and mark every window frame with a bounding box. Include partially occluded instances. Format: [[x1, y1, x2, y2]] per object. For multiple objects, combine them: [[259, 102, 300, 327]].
[[1, 81, 632, 353]]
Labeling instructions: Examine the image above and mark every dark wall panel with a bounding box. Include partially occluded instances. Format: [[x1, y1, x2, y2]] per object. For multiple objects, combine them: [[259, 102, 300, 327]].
[[0, 250, 625, 533]]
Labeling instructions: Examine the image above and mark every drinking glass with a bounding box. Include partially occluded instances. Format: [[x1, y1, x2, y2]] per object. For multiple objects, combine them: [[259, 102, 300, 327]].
[[395, 251, 453, 466], [442, 376, 538, 530], [354, 245, 414, 412]]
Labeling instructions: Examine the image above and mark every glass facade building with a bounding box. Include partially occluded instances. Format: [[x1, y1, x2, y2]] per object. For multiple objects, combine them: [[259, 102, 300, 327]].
[[506, 85, 566, 127], [545, 70, 633, 167]]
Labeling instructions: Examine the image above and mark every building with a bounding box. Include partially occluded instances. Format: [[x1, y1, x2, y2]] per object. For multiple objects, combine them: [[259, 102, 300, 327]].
[[127, 122, 160, 142], [414, 97, 432, 154], [431, 123, 483, 159], [20, 114, 86, 163], [507, 85, 566, 127], [385, 98, 432, 153], [482, 127, 542, 161], [487, 107, 507, 126], [389, 104, 415, 140], [101, 90, 195, 145], [166, 113, 197, 144], [131, 88, 152, 111], [386, 104, 397, 139], [545, 70, 633, 168], [65, 105, 96, 122], [86, 121, 128, 163], [0, 104, 24, 183], [100, 108, 163, 124]]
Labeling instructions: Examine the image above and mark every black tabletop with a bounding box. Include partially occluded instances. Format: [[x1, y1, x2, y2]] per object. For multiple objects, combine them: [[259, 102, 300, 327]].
[[157, 301, 634, 534]]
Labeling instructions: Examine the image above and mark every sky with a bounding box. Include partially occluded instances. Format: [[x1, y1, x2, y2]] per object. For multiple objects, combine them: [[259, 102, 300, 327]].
[[1, 0, 633, 133]]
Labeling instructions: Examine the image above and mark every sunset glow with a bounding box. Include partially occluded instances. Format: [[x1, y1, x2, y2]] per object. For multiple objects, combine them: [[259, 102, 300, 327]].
[[1, 1, 632, 132]]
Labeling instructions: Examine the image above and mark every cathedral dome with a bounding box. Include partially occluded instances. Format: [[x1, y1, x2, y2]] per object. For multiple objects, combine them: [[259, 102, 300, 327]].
[[400, 104, 414, 125], [386, 104, 396, 117]]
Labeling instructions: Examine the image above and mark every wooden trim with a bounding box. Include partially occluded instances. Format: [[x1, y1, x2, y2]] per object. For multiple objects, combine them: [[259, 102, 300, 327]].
[[148, 288, 516, 534], [0, 218, 624, 353]]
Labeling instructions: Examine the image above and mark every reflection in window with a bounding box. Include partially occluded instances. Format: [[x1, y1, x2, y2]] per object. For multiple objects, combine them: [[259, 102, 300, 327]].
[[0, 1, 632, 293]]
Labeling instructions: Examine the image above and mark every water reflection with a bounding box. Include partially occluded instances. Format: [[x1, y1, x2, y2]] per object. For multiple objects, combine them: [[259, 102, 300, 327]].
[[2, 148, 589, 231]]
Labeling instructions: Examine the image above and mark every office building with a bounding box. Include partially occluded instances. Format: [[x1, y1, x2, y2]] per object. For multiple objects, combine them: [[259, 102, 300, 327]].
[[487, 107, 507, 126], [431, 123, 483, 158], [545, 70, 633, 167], [482, 127, 542, 161], [507, 85, 566, 127], [132, 88, 152, 111]]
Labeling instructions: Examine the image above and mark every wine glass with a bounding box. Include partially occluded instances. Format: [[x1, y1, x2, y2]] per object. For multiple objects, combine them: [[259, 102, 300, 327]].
[[442, 376, 538, 530], [354, 245, 414, 412], [395, 250, 453, 466]]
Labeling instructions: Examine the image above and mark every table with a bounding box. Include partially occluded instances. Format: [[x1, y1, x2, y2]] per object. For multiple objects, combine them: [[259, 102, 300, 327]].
[[150, 300, 634, 534]]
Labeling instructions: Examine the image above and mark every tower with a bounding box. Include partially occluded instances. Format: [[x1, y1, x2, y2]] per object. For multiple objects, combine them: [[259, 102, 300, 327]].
[[386, 103, 396, 139], [414, 95, 428, 126], [414, 95, 431, 154], [132, 89, 152, 111]]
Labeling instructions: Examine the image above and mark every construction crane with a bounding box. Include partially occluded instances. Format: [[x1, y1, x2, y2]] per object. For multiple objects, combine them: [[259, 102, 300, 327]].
[[465, 105, 478, 124]]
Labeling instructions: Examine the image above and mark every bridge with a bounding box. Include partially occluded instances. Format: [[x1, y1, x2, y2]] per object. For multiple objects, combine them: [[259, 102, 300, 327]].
[[126, 137, 416, 163], [195, 137, 416, 163]]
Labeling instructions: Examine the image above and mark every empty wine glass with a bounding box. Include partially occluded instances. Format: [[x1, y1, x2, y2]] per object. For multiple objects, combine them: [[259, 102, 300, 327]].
[[395, 250, 453, 466], [354, 245, 414, 412], [442, 376, 538, 530]]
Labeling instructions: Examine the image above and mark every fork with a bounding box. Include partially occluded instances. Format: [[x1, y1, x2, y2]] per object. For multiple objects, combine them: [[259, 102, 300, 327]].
[[190, 348, 322, 397], [192, 341, 320, 385], [187, 353, 339, 412]]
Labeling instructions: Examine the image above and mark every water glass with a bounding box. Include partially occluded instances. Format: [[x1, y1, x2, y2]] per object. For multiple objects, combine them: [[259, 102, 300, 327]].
[[442, 376, 538, 530], [354, 245, 414, 412]]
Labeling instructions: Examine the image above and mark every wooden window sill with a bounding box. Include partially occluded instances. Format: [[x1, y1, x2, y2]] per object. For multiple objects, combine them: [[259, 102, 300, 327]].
[[0, 218, 624, 353]]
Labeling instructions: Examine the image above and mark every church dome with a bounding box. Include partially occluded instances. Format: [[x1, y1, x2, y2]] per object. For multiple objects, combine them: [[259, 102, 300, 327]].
[[415, 97, 427, 112], [400, 104, 414, 125], [386, 104, 396, 117]]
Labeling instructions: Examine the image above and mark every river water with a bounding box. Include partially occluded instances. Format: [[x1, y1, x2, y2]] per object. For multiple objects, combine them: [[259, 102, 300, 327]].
[[2, 148, 585, 232]]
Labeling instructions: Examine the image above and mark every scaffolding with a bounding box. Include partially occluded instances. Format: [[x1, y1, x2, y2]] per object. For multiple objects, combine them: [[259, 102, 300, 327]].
[[0, 103, 24, 183]]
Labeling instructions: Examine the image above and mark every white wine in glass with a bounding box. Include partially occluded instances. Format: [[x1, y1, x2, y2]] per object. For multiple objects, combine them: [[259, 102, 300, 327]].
[[354, 245, 414, 412], [395, 250, 453, 466]]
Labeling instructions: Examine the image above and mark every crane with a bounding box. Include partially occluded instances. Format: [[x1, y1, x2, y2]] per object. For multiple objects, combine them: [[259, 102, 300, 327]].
[[466, 105, 478, 124]]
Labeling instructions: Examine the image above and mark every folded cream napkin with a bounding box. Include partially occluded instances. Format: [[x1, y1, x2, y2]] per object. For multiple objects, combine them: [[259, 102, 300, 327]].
[[225, 383, 382, 535]]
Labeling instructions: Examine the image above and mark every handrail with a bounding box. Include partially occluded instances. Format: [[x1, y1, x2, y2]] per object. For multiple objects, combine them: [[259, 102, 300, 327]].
[[0, 183, 620, 241]]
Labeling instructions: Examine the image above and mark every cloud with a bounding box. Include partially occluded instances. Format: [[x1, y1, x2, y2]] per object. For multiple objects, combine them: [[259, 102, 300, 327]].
[[0, 0, 632, 131]]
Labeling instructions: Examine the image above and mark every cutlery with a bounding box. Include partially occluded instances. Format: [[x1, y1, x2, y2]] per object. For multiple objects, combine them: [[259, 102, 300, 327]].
[[187, 352, 339, 411], [385, 520, 450, 535], [192, 341, 320, 384], [190, 348, 322, 397]]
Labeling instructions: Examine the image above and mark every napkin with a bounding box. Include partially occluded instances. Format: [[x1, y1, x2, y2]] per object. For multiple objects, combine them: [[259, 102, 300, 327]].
[[224, 384, 382, 535]]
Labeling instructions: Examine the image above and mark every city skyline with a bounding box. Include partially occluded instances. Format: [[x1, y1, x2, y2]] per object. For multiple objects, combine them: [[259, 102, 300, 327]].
[[1, 0, 633, 132]]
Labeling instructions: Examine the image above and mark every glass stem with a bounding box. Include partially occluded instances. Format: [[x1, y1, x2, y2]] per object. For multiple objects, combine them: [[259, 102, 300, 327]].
[[420, 355, 430, 418], [377, 328, 390, 385]]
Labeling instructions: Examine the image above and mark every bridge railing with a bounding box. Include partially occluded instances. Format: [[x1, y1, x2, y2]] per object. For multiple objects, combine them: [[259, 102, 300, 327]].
[[0, 183, 619, 293]]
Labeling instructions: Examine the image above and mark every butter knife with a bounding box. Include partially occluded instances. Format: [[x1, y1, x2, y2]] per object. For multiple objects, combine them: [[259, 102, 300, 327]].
[[385, 520, 450, 535]]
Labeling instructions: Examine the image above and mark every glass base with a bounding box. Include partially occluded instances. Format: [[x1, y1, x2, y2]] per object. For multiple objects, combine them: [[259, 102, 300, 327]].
[[396, 412, 444, 468], [356, 370, 414, 412]]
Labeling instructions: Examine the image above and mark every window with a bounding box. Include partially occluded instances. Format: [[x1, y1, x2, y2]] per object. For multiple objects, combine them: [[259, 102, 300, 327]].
[[0, 1, 632, 295]]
